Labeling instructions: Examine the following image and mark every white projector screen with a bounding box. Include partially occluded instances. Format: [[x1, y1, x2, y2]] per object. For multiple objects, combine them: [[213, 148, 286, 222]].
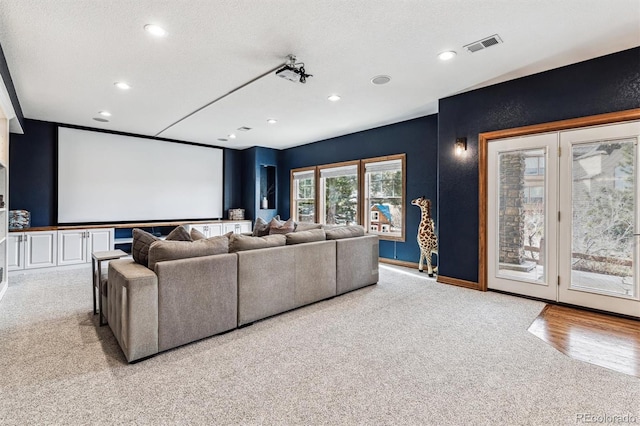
[[58, 127, 223, 223]]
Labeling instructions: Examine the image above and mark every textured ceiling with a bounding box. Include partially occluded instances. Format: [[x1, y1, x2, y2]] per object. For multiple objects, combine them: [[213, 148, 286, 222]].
[[0, 0, 638, 149]]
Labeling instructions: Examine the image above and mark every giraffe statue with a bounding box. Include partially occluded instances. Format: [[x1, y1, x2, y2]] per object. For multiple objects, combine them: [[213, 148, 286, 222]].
[[411, 196, 438, 276]]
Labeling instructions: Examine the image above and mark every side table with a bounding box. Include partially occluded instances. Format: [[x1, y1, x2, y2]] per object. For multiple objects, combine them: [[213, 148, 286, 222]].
[[92, 249, 127, 326]]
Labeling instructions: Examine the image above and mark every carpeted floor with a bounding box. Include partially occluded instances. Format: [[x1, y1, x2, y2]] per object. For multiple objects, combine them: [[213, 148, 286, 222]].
[[0, 265, 638, 425]]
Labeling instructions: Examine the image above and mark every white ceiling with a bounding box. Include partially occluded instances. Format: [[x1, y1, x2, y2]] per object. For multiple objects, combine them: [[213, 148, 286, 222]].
[[0, 1, 638, 149]]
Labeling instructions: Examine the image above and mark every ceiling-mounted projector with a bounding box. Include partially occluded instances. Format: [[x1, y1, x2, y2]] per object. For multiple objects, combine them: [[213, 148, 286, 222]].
[[275, 55, 312, 83]]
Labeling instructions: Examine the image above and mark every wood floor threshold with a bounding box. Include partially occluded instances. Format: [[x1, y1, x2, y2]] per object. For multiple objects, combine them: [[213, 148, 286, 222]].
[[528, 304, 640, 378]]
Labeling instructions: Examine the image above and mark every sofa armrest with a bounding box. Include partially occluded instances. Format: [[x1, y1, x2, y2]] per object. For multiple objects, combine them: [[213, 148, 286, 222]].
[[108, 259, 159, 362], [335, 235, 379, 294]]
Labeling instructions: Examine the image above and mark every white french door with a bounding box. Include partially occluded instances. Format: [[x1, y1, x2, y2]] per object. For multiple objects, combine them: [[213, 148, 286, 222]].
[[487, 121, 640, 317], [558, 121, 640, 317], [488, 133, 558, 300]]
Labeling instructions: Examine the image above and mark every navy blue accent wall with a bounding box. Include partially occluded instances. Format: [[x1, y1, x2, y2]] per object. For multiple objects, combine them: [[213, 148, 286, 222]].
[[278, 115, 438, 263], [223, 148, 243, 217], [438, 47, 640, 283], [9, 119, 57, 226], [0, 42, 24, 130], [240, 146, 279, 223]]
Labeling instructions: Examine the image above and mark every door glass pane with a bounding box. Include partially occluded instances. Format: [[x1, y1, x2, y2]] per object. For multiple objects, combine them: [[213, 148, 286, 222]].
[[571, 138, 636, 297], [497, 148, 546, 283]]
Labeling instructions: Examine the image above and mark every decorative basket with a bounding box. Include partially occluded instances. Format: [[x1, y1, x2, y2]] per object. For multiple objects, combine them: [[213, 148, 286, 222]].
[[228, 209, 245, 220], [9, 210, 30, 230]]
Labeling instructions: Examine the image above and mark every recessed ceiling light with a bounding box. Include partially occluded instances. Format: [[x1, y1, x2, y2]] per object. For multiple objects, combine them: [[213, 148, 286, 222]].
[[228, 134, 236, 139], [144, 24, 167, 37], [438, 51, 457, 61], [98, 111, 111, 117], [328, 94, 341, 102], [371, 75, 391, 85], [267, 119, 277, 124], [114, 82, 131, 90], [93, 117, 109, 123]]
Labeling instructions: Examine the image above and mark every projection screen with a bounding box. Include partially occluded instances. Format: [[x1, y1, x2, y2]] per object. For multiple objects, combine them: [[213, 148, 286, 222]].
[[58, 127, 223, 223]]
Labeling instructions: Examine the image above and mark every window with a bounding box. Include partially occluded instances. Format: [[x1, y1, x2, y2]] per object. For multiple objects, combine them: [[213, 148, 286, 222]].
[[524, 186, 544, 204], [614, 165, 632, 190], [319, 162, 359, 225], [525, 156, 545, 175], [291, 154, 406, 241], [291, 168, 316, 223], [363, 155, 405, 240]]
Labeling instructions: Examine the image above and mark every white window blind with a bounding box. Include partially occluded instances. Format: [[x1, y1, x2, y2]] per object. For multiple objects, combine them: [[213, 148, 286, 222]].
[[365, 159, 402, 173], [320, 165, 358, 178], [293, 170, 315, 180]]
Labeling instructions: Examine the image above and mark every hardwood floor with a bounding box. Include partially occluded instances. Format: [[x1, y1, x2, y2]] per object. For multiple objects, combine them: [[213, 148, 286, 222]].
[[528, 304, 640, 377]]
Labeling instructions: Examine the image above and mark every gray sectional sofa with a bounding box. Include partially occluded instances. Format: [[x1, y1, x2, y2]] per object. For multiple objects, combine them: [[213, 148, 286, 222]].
[[107, 226, 379, 362]]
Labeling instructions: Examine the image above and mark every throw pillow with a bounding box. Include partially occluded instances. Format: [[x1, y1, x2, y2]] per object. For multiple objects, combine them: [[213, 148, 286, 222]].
[[325, 225, 365, 240], [229, 234, 286, 253], [190, 228, 207, 241], [132, 228, 159, 267], [165, 225, 192, 241], [253, 215, 280, 237], [269, 217, 295, 235], [148, 235, 230, 271], [285, 229, 326, 245], [294, 222, 322, 232]]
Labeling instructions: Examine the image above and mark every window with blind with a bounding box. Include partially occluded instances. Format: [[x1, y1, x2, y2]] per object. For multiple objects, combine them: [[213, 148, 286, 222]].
[[363, 155, 405, 239], [290, 154, 405, 241], [319, 162, 359, 225], [291, 168, 316, 223]]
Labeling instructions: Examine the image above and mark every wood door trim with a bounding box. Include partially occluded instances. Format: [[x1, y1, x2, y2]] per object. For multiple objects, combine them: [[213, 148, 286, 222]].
[[478, 108, 640, 292], [437, 275, 480, 290]]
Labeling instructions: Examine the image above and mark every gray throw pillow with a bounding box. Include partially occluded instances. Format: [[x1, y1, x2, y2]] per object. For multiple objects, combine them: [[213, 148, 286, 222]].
[[166, 225, 192, 241], [132, 229, 159, 267], [253, 215, 280, 237], [325, 225, 365, 240], [285, 229, 326, 245], [148, 235, 230, 271], [229, 234, 286, 253], [190, 228, 207, 241], [294, 222, 322, 232], [269, 217, 295, 235]]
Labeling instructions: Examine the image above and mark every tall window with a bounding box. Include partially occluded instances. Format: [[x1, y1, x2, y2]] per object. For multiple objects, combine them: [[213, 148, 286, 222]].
[[319, 162, 359, 225], [363, 155, 405, 240], [291, 168, 316, 223], [290, 154, 406, 241]]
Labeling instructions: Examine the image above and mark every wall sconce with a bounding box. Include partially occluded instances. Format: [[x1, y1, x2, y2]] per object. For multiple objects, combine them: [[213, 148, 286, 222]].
[[455, 137, 467, 156]]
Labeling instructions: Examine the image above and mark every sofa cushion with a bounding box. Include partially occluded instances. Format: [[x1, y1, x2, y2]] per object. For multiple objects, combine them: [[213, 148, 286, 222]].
[[294, 222, 322, 232], [253, 215, 279, 237], [190, 228, 207, 241], [229, 234, 286, 253], [285, 229, 326, 245], [148, 235, 230, 271], [325, 225, 365, 240], [166, 225, 192, 242], [269, 217, 295, 235]]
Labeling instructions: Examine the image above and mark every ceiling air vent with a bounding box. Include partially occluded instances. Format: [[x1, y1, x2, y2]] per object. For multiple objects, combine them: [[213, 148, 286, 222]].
[[237, 126, 252, 132], [463, 34, 503, 53]]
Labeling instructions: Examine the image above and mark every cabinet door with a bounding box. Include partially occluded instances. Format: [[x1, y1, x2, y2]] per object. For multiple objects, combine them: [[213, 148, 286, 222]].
[[207, 224, 223, 236], [58, 230, 86, 265], [190, 225, 208, 237], [8, 233, 24, 271], [238, 222, 252, 233], [87, 228, 114, 256], [223, 222, 247, 234], [25, 231, 57, 269]]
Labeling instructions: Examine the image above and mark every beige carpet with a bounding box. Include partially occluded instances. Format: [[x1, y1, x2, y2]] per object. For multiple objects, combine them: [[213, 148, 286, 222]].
[[0, 265, 638, 425]]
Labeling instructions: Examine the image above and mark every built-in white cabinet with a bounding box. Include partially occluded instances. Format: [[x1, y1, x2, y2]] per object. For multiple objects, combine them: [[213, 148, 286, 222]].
[[224, 222, 251, 234], [189, 223, 223, 237], [9, 231, 57, 271], [58, 228, 114, 266]]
